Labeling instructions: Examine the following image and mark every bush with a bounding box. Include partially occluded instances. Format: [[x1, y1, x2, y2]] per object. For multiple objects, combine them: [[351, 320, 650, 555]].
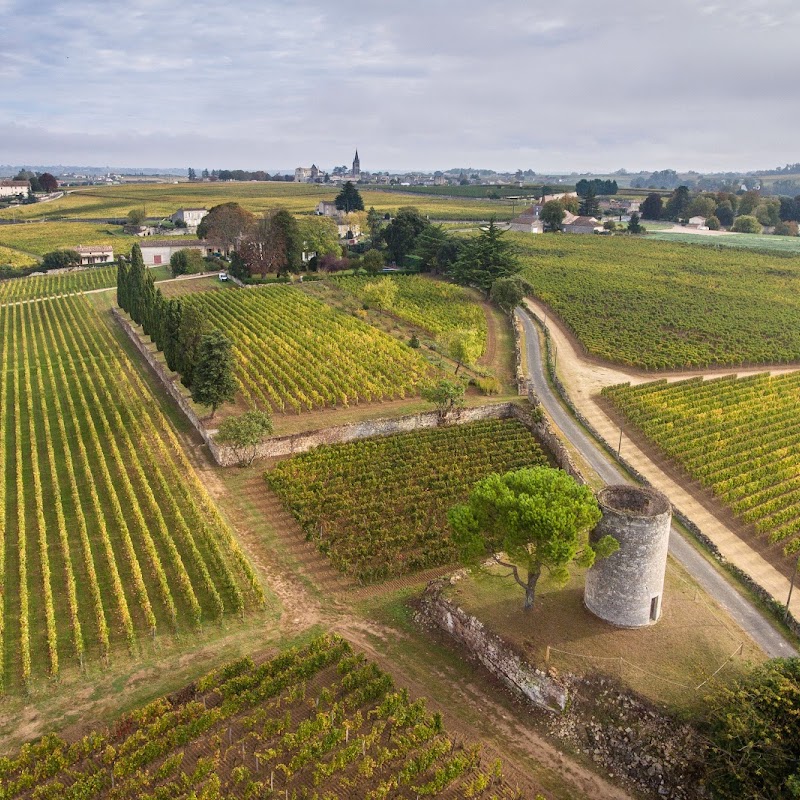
[[170, 248, 206, 276], [409, 333, 420, 348], [41, 249, 81, 271], [474, 376, 501, 395], [732, 215, 762, 234], [705, 215, 720, 230]]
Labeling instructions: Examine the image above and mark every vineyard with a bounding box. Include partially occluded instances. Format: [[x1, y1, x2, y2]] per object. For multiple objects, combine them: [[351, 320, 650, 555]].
[[0, 635, 521, 799], [267, 418, 548, 583], [0, 221, 135, 258], [601, 373, 800, 556], [334, 275, 488, 350], [514, 233, 800, 369], [181, 286, 433, 414], [0, 183, 517, 223], [0, 245, 37, 269], [0, 266, 117, 304], [0, 294, 263, 691]]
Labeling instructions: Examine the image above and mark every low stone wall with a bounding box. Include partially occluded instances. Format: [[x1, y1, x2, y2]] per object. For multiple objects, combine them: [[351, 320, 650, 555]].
[[416, 579, 569, 713], [112, 307, 222, 456], [512, 312, 527, 395]]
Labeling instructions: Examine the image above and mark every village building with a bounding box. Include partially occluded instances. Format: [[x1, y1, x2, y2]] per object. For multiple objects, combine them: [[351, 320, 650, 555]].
[[74, 245, 115, 265], [687, 216, 709, 230], [316, 200, 338, 216], [562, 215, 604, 234], [0, 180, 31, 198], [508, 205, 544, 234], [171, 208, 208, 228], [139, 239, 230, 266]]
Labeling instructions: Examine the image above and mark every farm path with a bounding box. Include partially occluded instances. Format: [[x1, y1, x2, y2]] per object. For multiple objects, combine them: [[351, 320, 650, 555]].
[[518, 301, 800, 641]]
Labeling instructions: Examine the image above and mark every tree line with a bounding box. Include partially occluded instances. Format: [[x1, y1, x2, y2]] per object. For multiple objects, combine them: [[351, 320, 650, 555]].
[[117, 244, 236, 416], [640, 186, 800, 235]]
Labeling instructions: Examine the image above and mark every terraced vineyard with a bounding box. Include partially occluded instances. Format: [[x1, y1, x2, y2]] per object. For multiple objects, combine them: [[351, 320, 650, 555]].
[[182, 286, 433, 414], [267, 418, 548, 582], [0, 294, 263, 691], [515, 233, 800, 369], [335, 274, 488, 350], [602, 373, 800, 555], [0, 635, 522, 799], [0, 266, 117, 304]]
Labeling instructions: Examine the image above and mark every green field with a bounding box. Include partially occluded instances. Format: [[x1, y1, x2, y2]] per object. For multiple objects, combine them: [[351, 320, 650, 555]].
[[0, 182, 517, 223], [647, 230, 800, 255], [0, 266, 118, 304], [267, 418, 548, 583], [516, 233, 800, 369], [602, 373, 800, 558], [0, 634, 522, 799], [0, 221, 136, 257], [0, 294, 263, 691], [181, 286, 433, 415], [334, 274, 488, 349]]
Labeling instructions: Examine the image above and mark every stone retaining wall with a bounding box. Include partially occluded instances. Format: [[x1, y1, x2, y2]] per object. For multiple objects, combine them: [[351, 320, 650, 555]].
[[416, 579, 569, 713]]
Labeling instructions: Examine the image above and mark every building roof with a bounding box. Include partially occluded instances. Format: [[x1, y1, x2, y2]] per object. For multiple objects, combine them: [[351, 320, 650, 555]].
[[510, 214, 541, 226], [177, 207, 207, 212], [74, 245, 114, 253], [0, 180, 30, 187], [565, 216, 601, 226], [140, 239, 215, 248]]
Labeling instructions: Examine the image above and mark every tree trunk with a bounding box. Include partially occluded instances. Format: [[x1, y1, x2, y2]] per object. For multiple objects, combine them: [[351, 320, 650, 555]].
[[524, 563, 542, 612], [454, 362, 461, 375]]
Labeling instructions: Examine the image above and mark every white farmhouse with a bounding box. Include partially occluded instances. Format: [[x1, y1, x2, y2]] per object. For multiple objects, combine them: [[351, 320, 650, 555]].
[[687, 216, 708, 230], [508, 206, 543, 234], [562, 216, 603, 234], [171, 208, 208, 228], [74, 245, 114, 265], [0, 180, 30, 198]]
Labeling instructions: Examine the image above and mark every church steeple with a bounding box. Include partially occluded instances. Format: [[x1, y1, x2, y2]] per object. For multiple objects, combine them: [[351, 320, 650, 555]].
[[352, 149, 361, 179]]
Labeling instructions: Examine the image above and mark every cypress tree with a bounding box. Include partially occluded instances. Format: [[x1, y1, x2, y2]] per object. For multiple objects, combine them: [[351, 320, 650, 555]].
[[190, 329, 237, 417]]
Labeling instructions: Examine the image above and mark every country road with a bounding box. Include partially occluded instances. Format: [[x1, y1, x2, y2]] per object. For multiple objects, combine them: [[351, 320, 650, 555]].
[[516, 307, 797, 658]]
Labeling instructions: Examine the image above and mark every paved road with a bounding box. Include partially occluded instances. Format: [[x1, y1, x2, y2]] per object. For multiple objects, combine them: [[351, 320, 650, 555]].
[[516, 308, 796, 658]]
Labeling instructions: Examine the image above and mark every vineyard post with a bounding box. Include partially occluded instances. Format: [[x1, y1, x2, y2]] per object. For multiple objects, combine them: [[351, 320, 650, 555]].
[[785, 552, 800, 621]]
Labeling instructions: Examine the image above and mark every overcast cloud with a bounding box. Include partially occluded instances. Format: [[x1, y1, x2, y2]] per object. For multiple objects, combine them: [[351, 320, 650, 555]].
[[1, 0, 798, 172]]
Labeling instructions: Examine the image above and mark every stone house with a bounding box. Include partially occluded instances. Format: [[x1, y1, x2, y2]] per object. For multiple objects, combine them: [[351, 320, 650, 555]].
[[562, 216, 603, 234]]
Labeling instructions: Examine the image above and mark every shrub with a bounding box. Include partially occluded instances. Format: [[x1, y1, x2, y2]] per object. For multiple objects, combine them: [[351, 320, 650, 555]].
[[732, 215, 762, 234], [474, 376, 501, 395]]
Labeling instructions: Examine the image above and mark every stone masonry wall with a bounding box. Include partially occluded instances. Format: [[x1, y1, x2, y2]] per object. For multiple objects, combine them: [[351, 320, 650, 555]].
[[416, 579, 569, 713]]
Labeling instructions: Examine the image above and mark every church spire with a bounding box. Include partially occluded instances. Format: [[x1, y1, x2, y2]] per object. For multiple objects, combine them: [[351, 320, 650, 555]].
[[352, 149, 361, 179]]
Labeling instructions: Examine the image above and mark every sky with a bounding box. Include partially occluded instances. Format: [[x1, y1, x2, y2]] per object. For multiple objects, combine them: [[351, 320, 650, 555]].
[[1, 0, 799, 174]]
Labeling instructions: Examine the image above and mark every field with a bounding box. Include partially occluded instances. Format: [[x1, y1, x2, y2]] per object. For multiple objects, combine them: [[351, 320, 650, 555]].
[[515, 233, 800, 369], [647, 229, 800, 255], [0, 221, 136, 258], [0, 266, 118, 305], [601, 373, 800, 557], [0, 294, 263, 692], [181, 286, 433, 414], [267, 418, 548, 583], [0, 182, 518, 223], [0, 245, 37, 269], [334, 275, 488, 350], [0, 634, 522, 799]]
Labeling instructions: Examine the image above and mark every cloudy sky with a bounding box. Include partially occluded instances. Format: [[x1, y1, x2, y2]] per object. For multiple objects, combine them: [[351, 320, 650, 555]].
[[1, 0, 798, 173]]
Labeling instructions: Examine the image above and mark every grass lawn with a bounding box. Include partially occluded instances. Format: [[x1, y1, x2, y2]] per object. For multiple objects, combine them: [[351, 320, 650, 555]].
[[647, 229, 800, 254], [443, 558, 764, 714]]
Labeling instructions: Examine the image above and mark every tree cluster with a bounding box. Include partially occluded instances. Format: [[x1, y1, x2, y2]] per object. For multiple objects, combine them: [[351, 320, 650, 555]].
[[41, 249, 80, 271], [117, 244, 236, 415], [575, 178, 618, 196], [14, 170, 58, 193]]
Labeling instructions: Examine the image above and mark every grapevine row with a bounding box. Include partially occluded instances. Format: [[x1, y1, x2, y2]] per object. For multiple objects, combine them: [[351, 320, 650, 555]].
[[268, 418, 548, 582]]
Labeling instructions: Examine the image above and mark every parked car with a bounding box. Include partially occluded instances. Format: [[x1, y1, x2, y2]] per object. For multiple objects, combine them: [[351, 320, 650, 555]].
[[218, 272, 228, 281]]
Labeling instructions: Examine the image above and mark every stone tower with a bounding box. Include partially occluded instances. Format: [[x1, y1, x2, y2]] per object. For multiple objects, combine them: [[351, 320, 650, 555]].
[[352, 149, 361, 180], [584, 485, 671, 628]]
